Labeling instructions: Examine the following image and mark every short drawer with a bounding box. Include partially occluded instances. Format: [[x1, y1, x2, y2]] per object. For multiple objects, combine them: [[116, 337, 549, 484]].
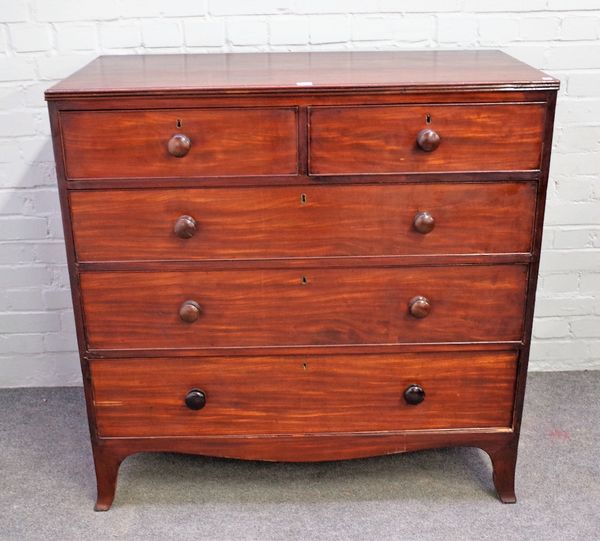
[[91, 351, 517, 437], [309, 103, 546, 175], [70, 182, 536, 262], [80, 265, 527, 350], [61, 107, 298, 179]]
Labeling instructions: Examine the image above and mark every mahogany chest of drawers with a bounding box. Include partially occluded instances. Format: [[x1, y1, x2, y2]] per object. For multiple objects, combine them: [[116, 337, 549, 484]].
[[45, 51, 558, 510]]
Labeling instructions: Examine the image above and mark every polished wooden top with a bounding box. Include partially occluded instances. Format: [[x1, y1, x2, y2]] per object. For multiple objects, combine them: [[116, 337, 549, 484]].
[[45, 50, 558, 99]]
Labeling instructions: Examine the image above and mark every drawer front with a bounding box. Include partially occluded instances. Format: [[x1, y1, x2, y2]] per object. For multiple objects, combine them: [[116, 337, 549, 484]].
[[81, 265, 527, 350], [309, 103, 545, 175], [61, 108, 298, 179], [91, 351, 517, 437], [70, 182, 536, 262]]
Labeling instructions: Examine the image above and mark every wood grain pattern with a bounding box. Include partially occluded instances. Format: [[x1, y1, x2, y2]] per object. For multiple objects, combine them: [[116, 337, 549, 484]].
[[94, 428, 514, 462], [80, 265, 528, 350], [309, 103, 546, 174], [45, 50, 559, 508], [45, 51, 558, 99], [91, 351, 517, 437], [70, 182, 537, 262], [61, 107, 298, 179]]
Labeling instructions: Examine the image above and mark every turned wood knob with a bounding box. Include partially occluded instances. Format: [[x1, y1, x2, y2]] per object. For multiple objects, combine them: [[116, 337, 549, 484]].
[[416, 128, 441, 152], [413, 211, 435, 234], [179, 300, 202, 323], [408, 295, 431, 318], [168, 133, 191, 157], [173, 215, 197, 239], [185, 388, 206, 410], [404, 384, 426, 405]]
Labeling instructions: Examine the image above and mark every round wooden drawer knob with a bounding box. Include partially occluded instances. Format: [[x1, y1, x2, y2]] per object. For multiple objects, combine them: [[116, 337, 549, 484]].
[[404, 384, 425, 405], [179, 300, 202, 323], [185, 389, 206, 410], [173, 215, 197, 239], [413, 211, 435, 234], [408, 295, 431, 318], [168, 133, 191, 157], [416, 128, 441, 152]]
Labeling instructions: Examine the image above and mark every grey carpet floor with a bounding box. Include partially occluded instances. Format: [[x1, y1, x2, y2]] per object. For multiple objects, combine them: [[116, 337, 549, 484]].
[[1, 371, 599, 541]]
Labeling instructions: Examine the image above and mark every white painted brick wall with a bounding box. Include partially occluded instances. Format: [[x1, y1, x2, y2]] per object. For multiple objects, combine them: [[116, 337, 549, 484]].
[[1, 1, 599, 386]]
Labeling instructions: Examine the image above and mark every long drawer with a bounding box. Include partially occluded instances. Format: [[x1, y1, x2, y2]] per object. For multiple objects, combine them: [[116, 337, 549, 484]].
[[309, 103, 546, 175], [80, 265, 527, 350], [70, 182, 537, 262], [91, 351, 517, 437], [60, 107, 298, 179]]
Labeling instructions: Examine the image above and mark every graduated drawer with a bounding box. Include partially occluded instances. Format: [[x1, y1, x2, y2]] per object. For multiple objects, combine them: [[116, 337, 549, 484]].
[[309, 103, 546, 175], [91, 351, 517, 437], [80, 265, 527, 350], [60, 108, 298, 180], [70, 182, 536, 262]]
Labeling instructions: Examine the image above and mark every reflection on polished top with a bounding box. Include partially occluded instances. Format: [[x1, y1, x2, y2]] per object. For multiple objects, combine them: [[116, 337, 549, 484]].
[[45, 50, 559, 97]]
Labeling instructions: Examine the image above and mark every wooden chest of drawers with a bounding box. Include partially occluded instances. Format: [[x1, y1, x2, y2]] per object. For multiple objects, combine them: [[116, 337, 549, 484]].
[[45, 51, 558, 510]]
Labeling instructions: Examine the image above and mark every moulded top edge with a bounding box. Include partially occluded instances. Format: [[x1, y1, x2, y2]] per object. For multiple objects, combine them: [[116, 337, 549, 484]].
[[44, 50, 560, 100]]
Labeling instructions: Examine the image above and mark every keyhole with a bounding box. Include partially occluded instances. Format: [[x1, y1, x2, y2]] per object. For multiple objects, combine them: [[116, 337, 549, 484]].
[[425, 113, 432, 124], [176, 119, 182, 129], [300, 193, 308, 204], [303, 362, 308, 370], [301, 276, 308, 285]]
